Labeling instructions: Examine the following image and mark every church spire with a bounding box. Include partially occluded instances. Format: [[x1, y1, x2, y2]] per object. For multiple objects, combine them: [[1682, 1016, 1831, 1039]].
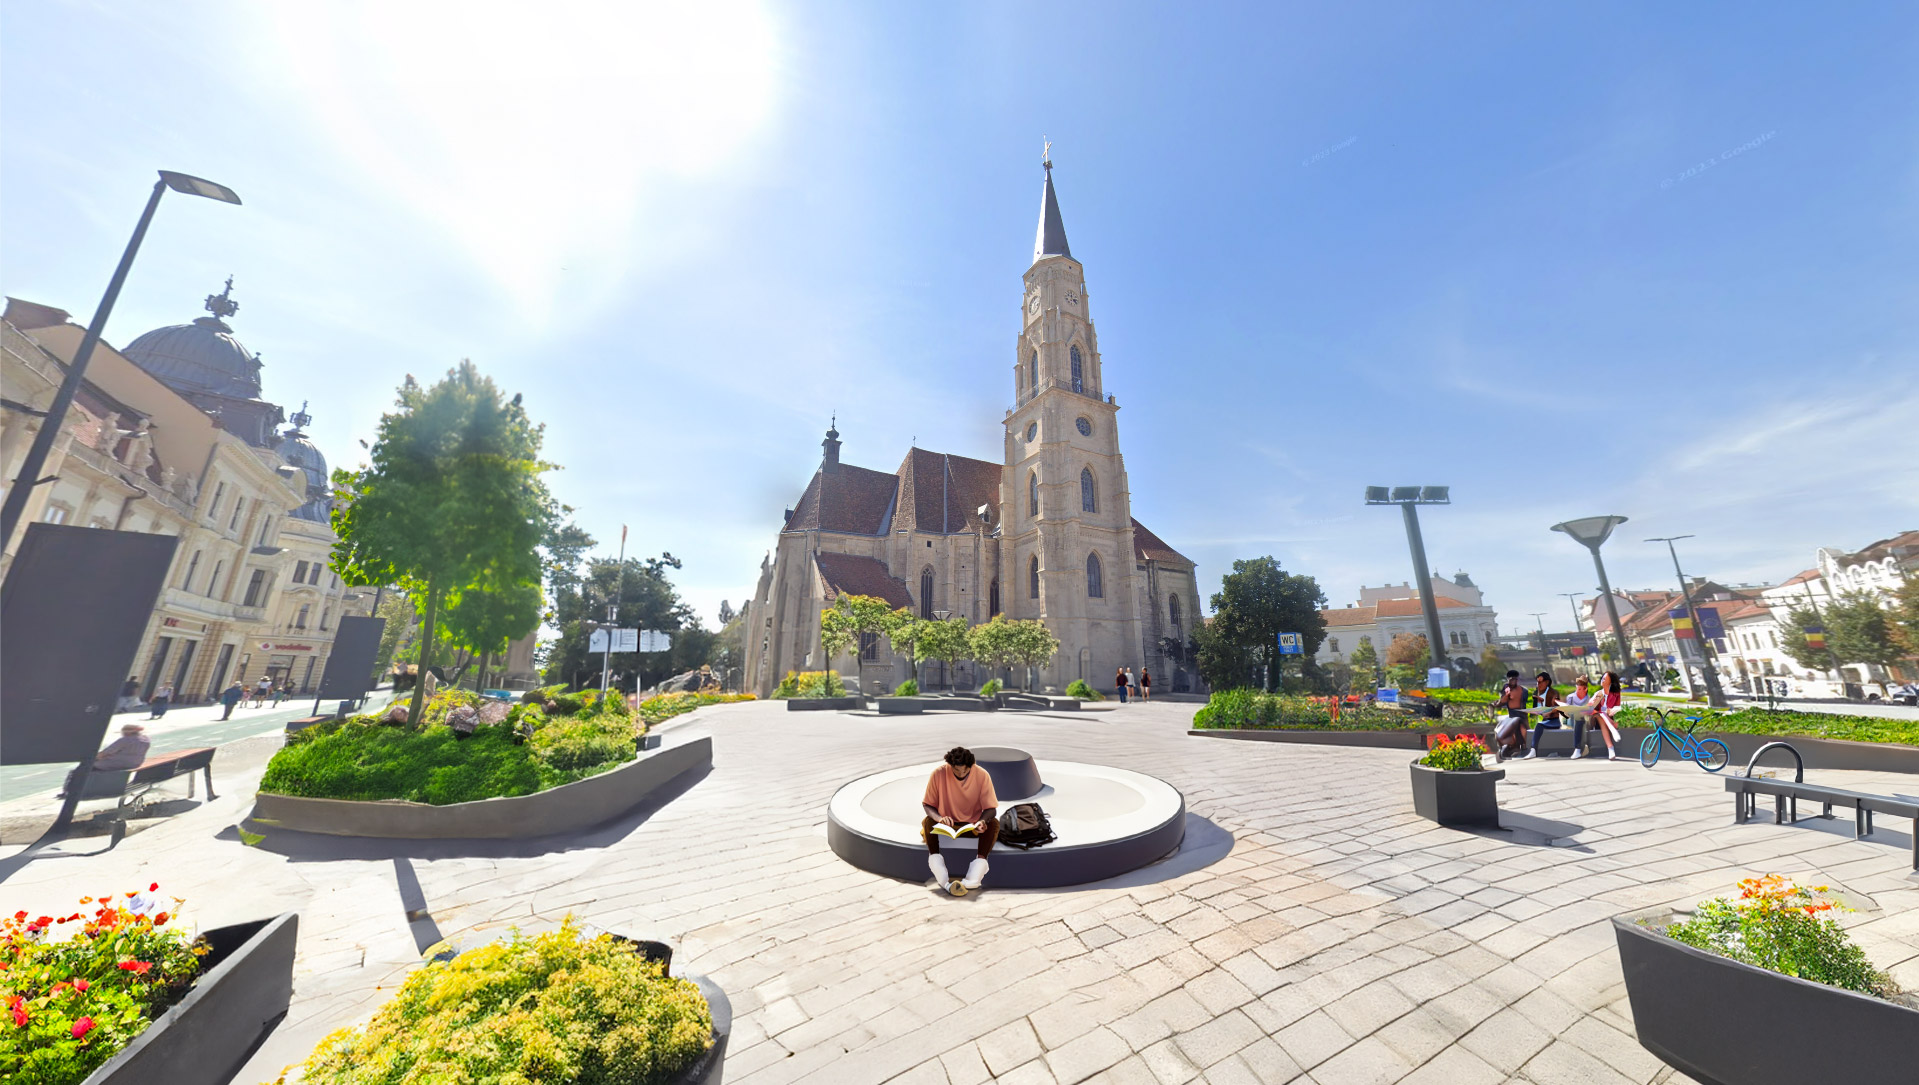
[[1033, 140, 1071, 262]]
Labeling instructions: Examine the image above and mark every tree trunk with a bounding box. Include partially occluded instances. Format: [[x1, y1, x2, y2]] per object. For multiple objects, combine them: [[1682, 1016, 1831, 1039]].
[[409, 579, 441, 724]]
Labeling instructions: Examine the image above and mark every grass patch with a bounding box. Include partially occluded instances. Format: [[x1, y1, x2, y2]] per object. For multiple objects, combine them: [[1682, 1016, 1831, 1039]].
[[636, 691, 754, 726]]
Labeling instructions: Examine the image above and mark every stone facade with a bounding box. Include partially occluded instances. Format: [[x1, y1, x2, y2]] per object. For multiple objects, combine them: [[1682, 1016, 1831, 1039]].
[[743, 163, 1204, 697], [1316, 573, 1502, 674]]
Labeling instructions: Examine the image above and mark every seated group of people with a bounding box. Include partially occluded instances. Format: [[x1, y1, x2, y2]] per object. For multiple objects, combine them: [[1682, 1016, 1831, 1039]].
[[1488, 670, 1626, 762]]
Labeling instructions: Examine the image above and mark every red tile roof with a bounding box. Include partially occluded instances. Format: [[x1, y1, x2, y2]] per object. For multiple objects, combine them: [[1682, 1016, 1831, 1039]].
[[785, 463, 899, 535], [1131, 519, 1192, 565], [1374, 596, 1470, 618], [896, 448, 1002, 534], [1323, 606, 1377, 627], [815, 552, 913, 609]]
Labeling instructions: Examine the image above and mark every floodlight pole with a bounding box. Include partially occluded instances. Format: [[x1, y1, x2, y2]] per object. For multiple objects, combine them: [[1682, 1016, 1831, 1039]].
[[1398, 503, 1449, 678], [1648, 536, 1728, 708]]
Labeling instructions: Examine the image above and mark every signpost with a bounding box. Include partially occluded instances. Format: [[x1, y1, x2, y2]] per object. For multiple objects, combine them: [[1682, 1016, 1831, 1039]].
[[1276, 632, 1303, 655]]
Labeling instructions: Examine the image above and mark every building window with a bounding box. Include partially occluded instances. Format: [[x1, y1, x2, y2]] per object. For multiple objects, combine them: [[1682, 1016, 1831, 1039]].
[[1028, 350, 1037, 393], [294, 604, 310, 629], [1330, 636, 1340, 653], [1029, 555, 1040, 599], [919, 567, 935, 619], [1080, 467, 1097, 513], [257, 517, 273, 546], [1029, 472, 1039, 517], [859, 631, 880, 661], [1070, 345, 1084, 394], [229, 497, 245, 531], [320, 607, 330, 630], [293, 560, 309, 583], [205, 481, 226, 519], [182, 550, 202, 591], [989, 579, 1000, 618], [207, 561, 225, 598], [43, 504, 70, 524], [1169, 593, 1182, 634], [1086, 552, 1103, 598], [242, 569, 267, 607], [309, 563, 324, 584]]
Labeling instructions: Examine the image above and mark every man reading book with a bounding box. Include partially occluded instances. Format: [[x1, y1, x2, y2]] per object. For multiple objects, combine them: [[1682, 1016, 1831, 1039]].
[[922, 746, 998, 893]]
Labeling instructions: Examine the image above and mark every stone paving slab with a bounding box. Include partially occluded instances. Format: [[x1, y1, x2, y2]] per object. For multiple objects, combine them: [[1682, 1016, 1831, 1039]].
[[4, 699, 1915, 1083]]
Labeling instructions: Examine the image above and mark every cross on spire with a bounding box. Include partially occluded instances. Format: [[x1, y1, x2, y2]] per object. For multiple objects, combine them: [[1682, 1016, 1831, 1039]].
[[204, 275, 238, 320]]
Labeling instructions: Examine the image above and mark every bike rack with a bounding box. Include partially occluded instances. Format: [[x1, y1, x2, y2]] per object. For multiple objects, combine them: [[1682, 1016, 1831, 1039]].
[[1740, 741, 1806, 823]]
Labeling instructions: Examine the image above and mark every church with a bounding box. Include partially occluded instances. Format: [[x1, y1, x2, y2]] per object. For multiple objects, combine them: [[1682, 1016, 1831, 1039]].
[[742, 159, 1204, 698]]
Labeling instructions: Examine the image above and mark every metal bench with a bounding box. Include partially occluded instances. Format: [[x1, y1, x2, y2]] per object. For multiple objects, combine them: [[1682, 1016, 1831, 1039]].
[[77, 747, 217, 823], [1725, 746, 1919, 869]]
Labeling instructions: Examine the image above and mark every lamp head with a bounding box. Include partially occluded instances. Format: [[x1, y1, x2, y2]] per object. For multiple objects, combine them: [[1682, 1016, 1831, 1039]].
[[158, 171, 242, 205], [1552, 515, 1628, 548]]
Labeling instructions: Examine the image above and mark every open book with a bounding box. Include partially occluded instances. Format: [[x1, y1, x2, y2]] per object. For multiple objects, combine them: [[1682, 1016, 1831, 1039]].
[[930, 820, 985, 839]]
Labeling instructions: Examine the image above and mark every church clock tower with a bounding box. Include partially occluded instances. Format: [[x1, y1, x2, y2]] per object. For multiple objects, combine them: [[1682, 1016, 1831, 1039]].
[[1001, 149, 1145, 687]]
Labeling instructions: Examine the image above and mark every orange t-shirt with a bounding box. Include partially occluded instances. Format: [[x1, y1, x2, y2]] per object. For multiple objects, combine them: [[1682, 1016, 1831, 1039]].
[[923, 765, 998, 824]]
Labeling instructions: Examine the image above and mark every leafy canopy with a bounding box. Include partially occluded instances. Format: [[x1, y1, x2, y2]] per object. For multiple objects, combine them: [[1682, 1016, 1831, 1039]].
[[1206, 556, 1327, 692]]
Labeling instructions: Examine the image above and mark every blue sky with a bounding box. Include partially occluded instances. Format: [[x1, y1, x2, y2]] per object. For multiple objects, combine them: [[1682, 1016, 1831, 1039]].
[[5, 2, 1916, 636]]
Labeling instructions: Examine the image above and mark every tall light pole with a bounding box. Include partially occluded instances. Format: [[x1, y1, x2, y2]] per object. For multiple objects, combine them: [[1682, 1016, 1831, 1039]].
[[1646, 535, 1728, 708], [1551, 516, 1634, 680], [1366, 486, 1451, 679], [0, 171, 241, 551], [1530, 612, 1551, 676], [1556, 591, 1594, 675]]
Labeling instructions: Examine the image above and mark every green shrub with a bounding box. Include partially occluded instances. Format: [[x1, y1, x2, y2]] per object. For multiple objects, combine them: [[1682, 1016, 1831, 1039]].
[[771, 671, 843, 699], [978, 678, 1002, 696], [1064, 679, 1103, 701], [1191, 689, 1418, 731], [892, 679, 919, 697], [636, 691, 754, 726], [1614, 705, 1919, 746], [527, 713, 633, 774], [292, 918, 712, 1085], [772, 673, 800, 699], [1419, 734, 1489, 770], [1661, 875, 1898, 999], [419, 688, 485, 729]]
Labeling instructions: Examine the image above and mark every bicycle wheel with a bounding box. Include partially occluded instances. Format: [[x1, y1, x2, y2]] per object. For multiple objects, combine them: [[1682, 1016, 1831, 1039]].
[[1639, 732, 1662, 768], [1696, 738, 1729, 773]]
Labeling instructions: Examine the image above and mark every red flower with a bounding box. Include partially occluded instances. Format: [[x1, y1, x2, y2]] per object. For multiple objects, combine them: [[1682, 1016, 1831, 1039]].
[[148, 882, 158, 892], [73, 978, 89, 992], [117, 960, 152, 975], [10, 1002, 25, 1028], [11, 911, 24, 922], [72, 1015, 94, 1039], [33, 916, 52, 928], [154, 912, 170, 926]]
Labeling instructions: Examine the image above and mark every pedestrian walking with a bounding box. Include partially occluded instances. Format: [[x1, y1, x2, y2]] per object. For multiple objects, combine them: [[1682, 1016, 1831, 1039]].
[[148, 682, 174, 719], [1114, 666, 1128, 703], [117, 676, 142, 713], [1125, 668, 1138, 701], [271, 682, 287, 707], [219, 680, 245, 720], [253, 676, 272, 708]]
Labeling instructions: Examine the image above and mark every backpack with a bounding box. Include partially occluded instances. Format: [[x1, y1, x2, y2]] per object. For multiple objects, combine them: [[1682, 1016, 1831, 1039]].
[[998, 803, 1056, 850]]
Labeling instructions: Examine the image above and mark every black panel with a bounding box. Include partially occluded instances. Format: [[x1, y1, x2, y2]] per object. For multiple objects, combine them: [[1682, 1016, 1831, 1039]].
[[315, 614, 385, 699], [1, 524, 177, 765]]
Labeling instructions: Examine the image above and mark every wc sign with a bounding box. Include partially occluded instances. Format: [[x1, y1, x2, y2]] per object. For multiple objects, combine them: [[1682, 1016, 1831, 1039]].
[[1276, 632, 1304, 655]]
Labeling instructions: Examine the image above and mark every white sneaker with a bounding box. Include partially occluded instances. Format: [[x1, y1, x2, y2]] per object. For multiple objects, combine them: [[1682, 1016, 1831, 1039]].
[[1571, 749, 1585, 760], [1522, 750, 1538, 760], [1607, 751, 1619, 761], [961, 858, 989, 890], [928, 853, 949, 887]]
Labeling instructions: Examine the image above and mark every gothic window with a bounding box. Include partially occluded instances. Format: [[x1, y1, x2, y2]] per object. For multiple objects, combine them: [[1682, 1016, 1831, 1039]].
[[1086, 552, 1104, 598], [1029, 472, 1039, 517], [1029, 555, 1040, 599], [1070, 345, 1084, 394], [860, 631, 880, 660], [1169, 593, 1182, 635], [989, 579, 1000, 618], [1028, 350, 1037, 393], [920, 567, 935, 619], [1080, 467, 1097, 513]]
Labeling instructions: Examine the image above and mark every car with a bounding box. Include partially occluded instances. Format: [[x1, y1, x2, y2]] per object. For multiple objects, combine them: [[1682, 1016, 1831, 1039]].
[[1889, 682, 1919, 707]]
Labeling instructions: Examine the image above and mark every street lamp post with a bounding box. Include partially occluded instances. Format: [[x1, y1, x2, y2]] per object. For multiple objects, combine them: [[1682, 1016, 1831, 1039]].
[[1646, 535, 1729, 708], [1551, 516, 1635, 684], [1530, 612, 1551, 676], [1365, 487, 1451, 681], [1555, 591, 1591, 675], [0, 171, 241, 552]]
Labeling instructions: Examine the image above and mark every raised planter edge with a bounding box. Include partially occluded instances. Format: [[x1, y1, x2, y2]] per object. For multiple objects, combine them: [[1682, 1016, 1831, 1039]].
[[1612, 913, 1919, 1085], [1408, 760, 1503, 826], [250, 737, 711, 839], [784, 696, 864, 711], [83, 913, 298, 1085]]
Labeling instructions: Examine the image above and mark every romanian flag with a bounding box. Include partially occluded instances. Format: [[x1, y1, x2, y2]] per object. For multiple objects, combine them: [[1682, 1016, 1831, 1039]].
[[1805, 624, 1827, 649], [1669, 609, 1695, 640]]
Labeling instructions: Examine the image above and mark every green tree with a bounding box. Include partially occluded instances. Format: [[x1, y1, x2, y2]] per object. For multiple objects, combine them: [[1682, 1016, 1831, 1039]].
[[1348, 637, 1381, 686], [1891, 577, 1919, 659], [1781, 606, 1842, 677], [1477, 643, 1505, 687], [968, 615, 1020, 685], [371, 592, 416, 684], [1192, 616, 1253, 691], [544, 553, 712, 690], [1207, 557, 1328, 693], [1823, 592, 1903, 672], [331, 362, 558, 723], [919, 617, 973, 688], [1005, 619, 1061, 690], [819, 594, 898, 687]]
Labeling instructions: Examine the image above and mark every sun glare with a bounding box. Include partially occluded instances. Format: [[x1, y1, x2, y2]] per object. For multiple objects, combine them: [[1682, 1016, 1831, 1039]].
[[259, 0, 780, 317]]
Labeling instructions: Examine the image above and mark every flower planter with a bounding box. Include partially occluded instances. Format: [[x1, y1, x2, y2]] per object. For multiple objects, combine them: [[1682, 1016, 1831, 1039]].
[[82, 913, 298, 1085], [670, 973, 732, 1085], [784, 696, 864, 711], [1613, 914, 1919, 1085], [1408, 761, 1503, 826]]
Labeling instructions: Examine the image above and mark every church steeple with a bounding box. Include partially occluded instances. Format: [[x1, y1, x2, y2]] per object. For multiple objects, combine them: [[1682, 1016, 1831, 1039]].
[[1033, 142, 1071, 262]]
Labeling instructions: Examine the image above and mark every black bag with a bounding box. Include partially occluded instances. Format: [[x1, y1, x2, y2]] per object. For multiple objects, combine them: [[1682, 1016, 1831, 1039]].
[[998, 802, 1055, 850]]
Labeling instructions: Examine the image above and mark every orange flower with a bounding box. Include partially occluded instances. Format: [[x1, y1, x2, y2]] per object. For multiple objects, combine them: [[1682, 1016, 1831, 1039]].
[[154, 912, 170, 926]]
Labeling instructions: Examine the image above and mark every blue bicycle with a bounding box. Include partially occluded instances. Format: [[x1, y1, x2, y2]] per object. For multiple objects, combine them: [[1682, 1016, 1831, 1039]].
[[1639, 707, 1730, 772]]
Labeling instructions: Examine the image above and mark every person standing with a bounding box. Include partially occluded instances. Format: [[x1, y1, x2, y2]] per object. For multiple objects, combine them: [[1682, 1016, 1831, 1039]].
[[117, 676, 142, 713], [148, 682, 174, 719], [1140, 669, 1152, 702], [219, 680, 245, 720], [253, 676, 272, 708], [271, 681, 287, 707], [1114, 666, 1128, 703], [1126, 668, 1139, 700]]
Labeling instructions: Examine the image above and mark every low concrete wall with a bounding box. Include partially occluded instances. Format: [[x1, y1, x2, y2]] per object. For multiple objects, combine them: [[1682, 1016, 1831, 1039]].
[[251, 737, 712, 839], [876, 698, 927, 714], [785, 697, 864, 711]]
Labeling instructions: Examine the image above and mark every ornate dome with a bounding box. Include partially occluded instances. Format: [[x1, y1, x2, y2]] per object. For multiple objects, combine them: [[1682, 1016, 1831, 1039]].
[[122, 278, 263, 400], [276, 402, 333, 522]]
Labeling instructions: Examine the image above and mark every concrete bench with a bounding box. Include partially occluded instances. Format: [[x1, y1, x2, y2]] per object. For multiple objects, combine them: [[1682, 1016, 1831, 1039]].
[[1726, 775, 1919, 869]]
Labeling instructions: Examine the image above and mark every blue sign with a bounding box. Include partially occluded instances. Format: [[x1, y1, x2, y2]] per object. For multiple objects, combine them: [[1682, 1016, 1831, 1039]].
[[1376, 687, 1398, 704], [1276, 632, 1304, 655]]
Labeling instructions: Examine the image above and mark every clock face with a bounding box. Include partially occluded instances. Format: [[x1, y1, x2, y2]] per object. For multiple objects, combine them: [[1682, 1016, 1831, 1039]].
[[1026, 422, 1038, 441], [1065, 291, 1080, 306], [1076, 417, 1092, 437], [1028, 294, 1041, 314]]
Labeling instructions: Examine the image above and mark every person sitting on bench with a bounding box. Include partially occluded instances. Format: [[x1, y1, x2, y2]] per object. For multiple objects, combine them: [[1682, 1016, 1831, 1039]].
[[60, 723, 150, 796], [1491, 671, 1528, 760], [1522, 673, 1571, 759], [922, 746, 998, 893]]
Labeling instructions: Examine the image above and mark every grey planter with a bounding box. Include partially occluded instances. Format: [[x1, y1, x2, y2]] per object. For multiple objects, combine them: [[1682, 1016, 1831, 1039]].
[[673, 973, 733, 1085], [83, 914, 298, 1085], [785, 696, 863, 711], [876, 697, 928, 714], [251, 737, 710, 839], [1614, 915, 1919, 1085], [1408, 761, 1502, 826]]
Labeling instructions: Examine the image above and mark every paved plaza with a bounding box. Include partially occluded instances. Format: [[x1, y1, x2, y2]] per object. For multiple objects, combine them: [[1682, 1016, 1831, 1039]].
[[5, 698, 1919, 1084]]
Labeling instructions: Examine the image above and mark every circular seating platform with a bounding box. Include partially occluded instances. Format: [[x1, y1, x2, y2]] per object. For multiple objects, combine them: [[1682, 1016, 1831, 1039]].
[[827, 750, 1186, 888]]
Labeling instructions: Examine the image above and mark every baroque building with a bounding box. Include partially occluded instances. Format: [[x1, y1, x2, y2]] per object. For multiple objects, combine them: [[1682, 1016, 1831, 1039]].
[[743, 159, 1203, 697]]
